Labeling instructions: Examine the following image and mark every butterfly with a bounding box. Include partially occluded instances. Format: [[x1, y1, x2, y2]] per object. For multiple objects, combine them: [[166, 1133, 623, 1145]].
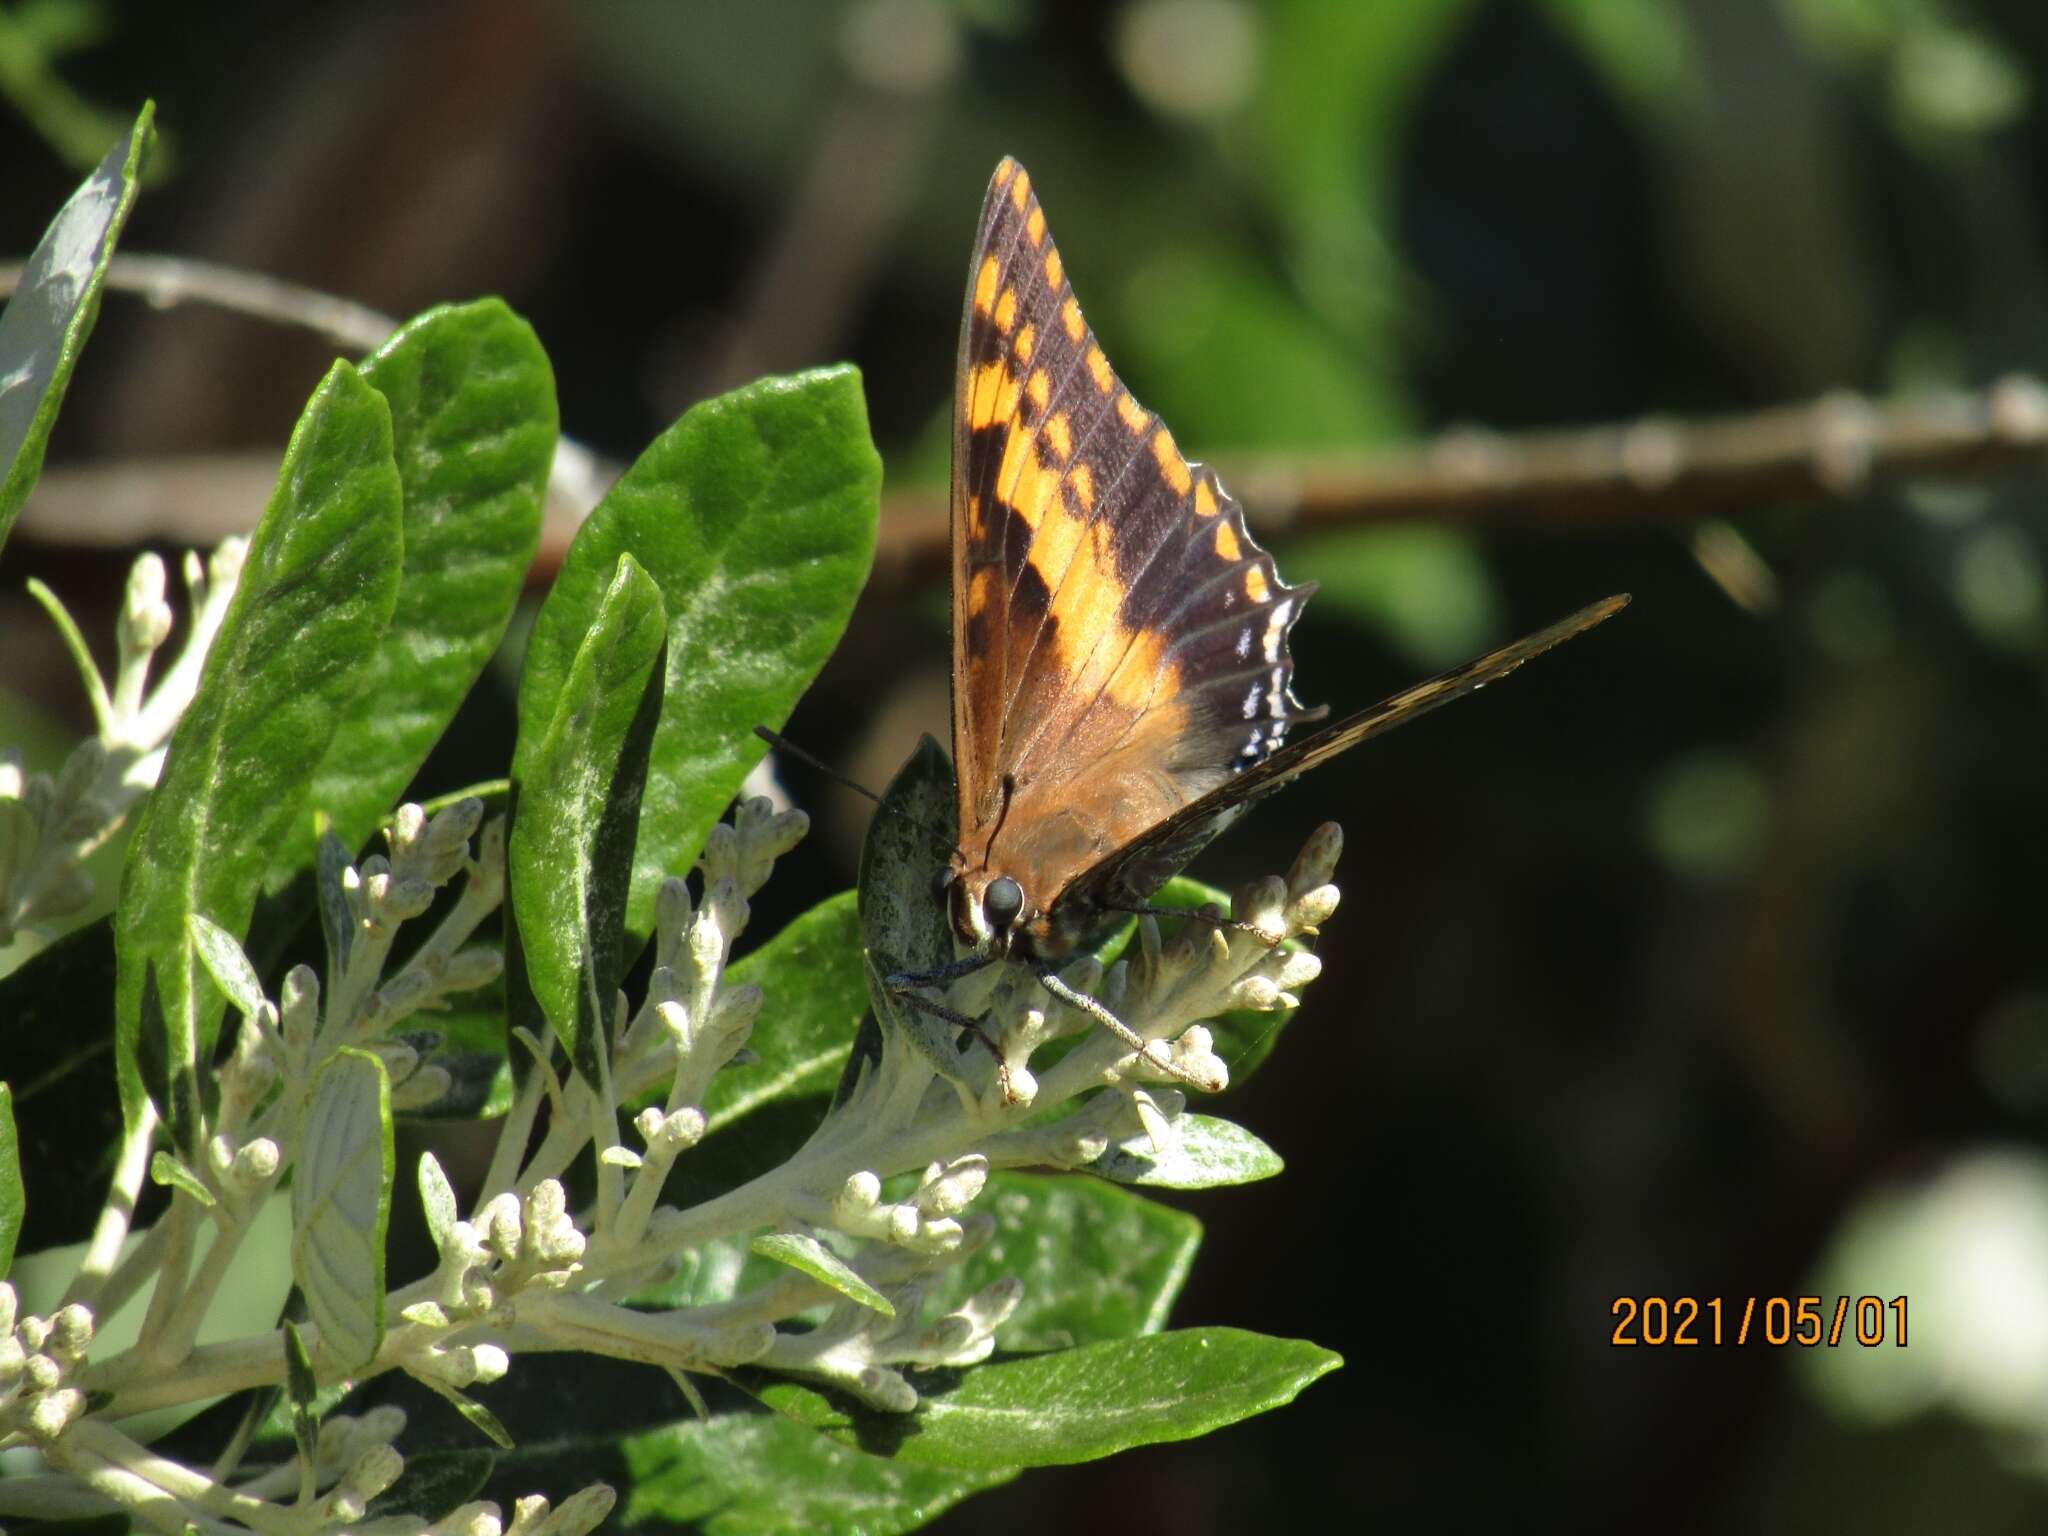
[[892, 158, 1626, 1080]]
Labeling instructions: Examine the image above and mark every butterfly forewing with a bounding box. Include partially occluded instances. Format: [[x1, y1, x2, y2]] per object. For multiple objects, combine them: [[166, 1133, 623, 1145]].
[[1048, 594, 1631, 926], [950, 159, 1313, 889]]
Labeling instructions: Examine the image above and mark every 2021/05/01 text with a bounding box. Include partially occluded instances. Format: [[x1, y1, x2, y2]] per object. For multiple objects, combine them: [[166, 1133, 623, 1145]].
[[1610, 1296, 1908, 1347]]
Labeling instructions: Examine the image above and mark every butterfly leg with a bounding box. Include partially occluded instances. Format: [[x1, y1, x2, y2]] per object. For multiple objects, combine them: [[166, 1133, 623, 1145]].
[[886, 955, 1021, 1098], [1033, 966, 1224, 1093], [883, 950, 998, 992]]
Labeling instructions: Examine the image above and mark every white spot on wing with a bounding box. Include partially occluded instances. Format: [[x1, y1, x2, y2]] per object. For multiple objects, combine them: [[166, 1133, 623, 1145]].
[[1262, 600, 1291, 663]]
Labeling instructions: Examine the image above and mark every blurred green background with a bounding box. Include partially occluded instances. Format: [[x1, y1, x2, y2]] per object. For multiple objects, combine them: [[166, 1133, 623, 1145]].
[[9, 0, 2048, 1530]]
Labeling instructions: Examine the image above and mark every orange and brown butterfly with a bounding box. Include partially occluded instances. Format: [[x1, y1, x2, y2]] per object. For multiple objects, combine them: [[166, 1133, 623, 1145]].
[[899, 157, 1626, 1073]]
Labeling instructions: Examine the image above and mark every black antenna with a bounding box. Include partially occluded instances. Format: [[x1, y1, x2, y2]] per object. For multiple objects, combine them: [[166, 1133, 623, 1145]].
[[753, 726, 962, 862]]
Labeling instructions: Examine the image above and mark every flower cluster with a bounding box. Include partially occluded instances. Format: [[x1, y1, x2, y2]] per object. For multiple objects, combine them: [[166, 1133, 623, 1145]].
[[3, 658, 1340, 1531], [0, 539, 244, 946]]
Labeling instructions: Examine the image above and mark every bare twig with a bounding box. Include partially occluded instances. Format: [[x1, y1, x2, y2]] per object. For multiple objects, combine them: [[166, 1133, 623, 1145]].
[[0, 253, 617, 526], [11, 255, 2048, 590], [869, 377, 2048, 585]]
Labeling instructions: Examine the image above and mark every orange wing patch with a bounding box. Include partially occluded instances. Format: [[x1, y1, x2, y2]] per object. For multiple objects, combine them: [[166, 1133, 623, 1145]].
[[1152, 429, 1191, 496]]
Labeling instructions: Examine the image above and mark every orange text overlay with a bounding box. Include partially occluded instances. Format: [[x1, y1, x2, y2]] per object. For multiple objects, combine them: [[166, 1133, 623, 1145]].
[[1610, 1295, 1908, 1347]]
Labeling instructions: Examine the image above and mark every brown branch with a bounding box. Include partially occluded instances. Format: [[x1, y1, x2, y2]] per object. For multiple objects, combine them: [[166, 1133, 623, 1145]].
[[871, 377, 2048, 584], [11, 247, 2048, 588]]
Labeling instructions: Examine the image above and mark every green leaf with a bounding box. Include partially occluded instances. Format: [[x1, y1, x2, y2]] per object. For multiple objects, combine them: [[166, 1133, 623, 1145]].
[[1084, 1114, 1284, 1190], [113, 360, 403, 1136], [757, 1327, 1342, 1470], [282, 1320, 320, 1475], [417, 1150, 457, 1250], [0, 1083, 20, 1279], [516, 366, 880, 940], [278, 300, 555, 880], [314, 822, 355, 981], [749, 1232, 894, 1316], [507, 554, 667, 1086], [0, 102, 153, 548], [415, 1375, 515, 1450], [148, 1149, 215, 1207], [292, 1048, 393, 1374], [186, 912, 265, 1021], [854, 736, 967, 1083], [699, 890, 864, 1132], [618, 1409, 1011, 1535], [365, 1447, 496, 1524], [857, 736, 953, 985], [929, 1172, 1201, 1350]]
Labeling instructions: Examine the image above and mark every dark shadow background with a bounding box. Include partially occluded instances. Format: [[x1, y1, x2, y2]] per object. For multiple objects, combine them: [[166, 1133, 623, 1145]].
[[8, 0, 2048, 1530]]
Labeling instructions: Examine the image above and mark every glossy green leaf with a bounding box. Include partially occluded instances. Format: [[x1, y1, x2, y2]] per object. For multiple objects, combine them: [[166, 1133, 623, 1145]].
[[756, 1327, 1341, 1470], [292, 1048, 392, 1374], [278, 300, 554, 880], [930, 1172, 1201, 1350], [0, 102, 153, 548], [418, 1376, 515, 1450], [113, 361, 403, 1135], [751, 1232, 894, 1315], [148, 1149, 215, 1207], [1085, 1114, 1284, 1190], [417, 1151, 457, 1250], [0, 1083, 20, 1279], [618, 1409, 1012, 1535], [508, 555, 667, 1085], [186, 912, 265, 1021], [516, 366, 880, 940], [698, 889, 864, 1132], [365, 1447, 496, 1524]]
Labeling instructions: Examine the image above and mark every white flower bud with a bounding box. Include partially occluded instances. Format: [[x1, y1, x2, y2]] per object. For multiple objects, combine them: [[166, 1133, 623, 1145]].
[[468, 1344, 510, 1384], [1289, 822, 1343, 891], [48, 1304, 92, 1358], [1289, 883, 1340, 931], [235, 1137, 281, 1184], [346, 1442, 405, 1502], [209, 536, 248, 588], [391, 802, 428, 851], [1274, 949, 1322, 990], [540, 1483, 618, 1536], [438, 1502, 505, 1536], [443, 947, 504, 993], [839, 1171, 881, 1215], [479, 1194, 523, 1261], [26, 1387, 83, 1440]]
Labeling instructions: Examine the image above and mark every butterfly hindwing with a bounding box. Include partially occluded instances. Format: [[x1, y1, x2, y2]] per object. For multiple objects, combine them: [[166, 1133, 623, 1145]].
[[950, 159, 1313, 880]]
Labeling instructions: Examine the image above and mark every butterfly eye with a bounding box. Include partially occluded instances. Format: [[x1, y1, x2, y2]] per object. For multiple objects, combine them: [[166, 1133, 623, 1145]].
[[930, 866, 957, 903], [983, 875, 1024, 931]]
